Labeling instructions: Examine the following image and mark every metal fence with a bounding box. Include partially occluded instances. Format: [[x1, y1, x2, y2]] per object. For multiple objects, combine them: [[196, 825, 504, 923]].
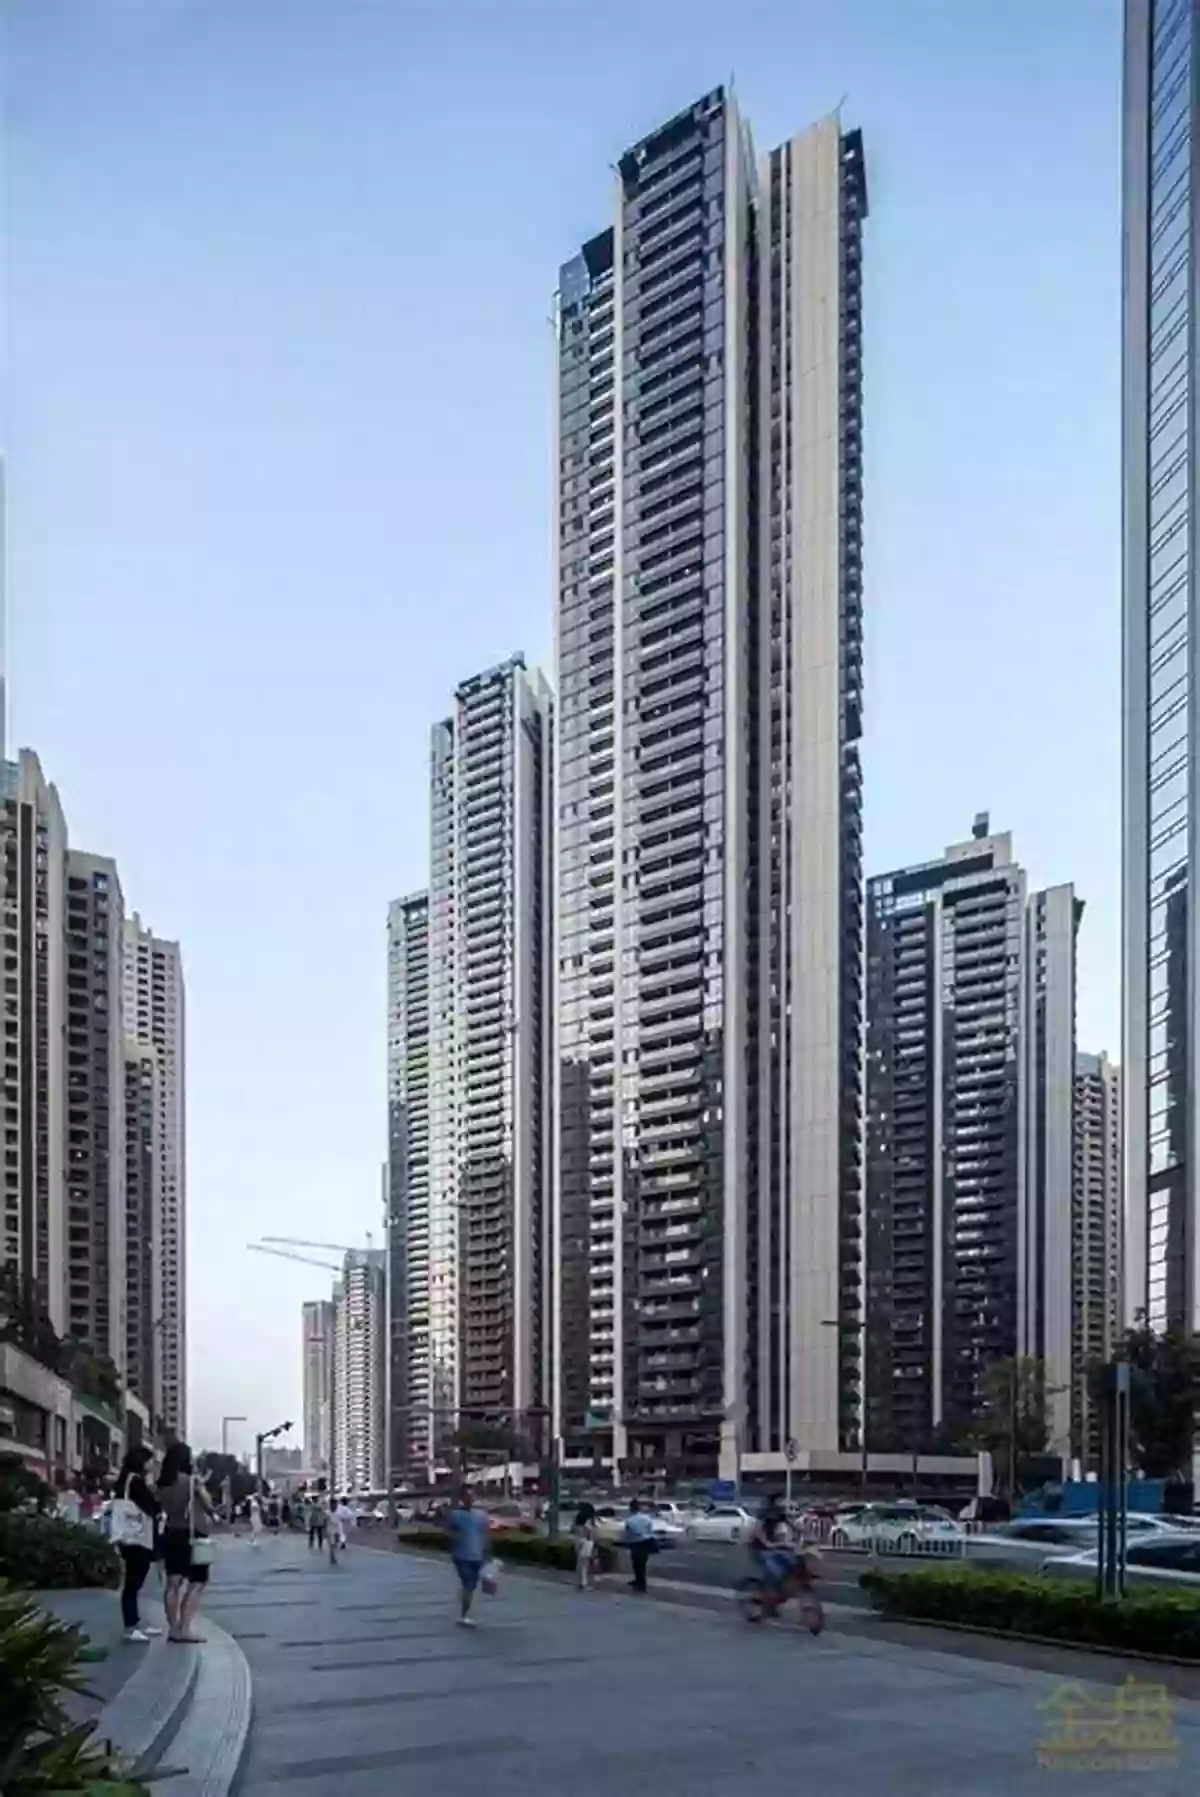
[[799, 1517, 973, 1558]]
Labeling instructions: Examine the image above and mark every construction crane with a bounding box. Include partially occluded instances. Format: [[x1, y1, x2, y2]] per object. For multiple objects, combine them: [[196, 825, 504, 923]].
[[246, 1242, 341, 1273], [260, 1234, 377, 1254]]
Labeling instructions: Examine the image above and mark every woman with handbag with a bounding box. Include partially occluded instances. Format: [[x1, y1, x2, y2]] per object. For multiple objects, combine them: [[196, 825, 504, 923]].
[[156, 1442, 214, 1644], [112, 1446, 162, 1642]]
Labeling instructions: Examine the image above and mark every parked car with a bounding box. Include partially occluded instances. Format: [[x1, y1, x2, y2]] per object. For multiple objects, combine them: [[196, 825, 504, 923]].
[[1041, 1532, 1200, 1591], [593, 1505, 682, 1545], [828, 1503, 964, 1551], [684, 1504, 757, 1544], [648, 1501, 695, 1532]]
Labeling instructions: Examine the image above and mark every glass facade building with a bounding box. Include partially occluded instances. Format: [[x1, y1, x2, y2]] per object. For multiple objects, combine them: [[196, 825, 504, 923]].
[[1123, 0, 1199, 1331]]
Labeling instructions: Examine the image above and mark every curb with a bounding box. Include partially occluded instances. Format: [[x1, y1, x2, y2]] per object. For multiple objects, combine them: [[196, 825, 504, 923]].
[[155, 1614, 253, 1797], [95, 1635, 199, 1777]]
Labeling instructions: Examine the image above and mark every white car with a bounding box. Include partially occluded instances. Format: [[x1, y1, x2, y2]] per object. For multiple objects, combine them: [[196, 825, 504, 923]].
[[1042, 1532, 1200, 1591], [964, 1517, 1102, 1569], [684, 1504, 756, 1544], [828, 1503, 965, 1552], [592, 1505, 681, 1545], [648, 1501, 695, 1532]]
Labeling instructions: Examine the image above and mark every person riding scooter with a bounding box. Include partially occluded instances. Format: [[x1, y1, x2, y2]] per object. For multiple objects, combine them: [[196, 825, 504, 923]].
[[748, 1493, 803, 1595]]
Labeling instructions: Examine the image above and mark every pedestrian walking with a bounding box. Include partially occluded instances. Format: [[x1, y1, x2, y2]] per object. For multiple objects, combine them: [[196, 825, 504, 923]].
[[573, 1501, 598, 1590], [248, 1493, 263, 1547], [156, 1442, 213, 1645], [306, 1492, 327, 1551], [333, 1497, 354, 1548], [446, 1487, 489, 1627], [623, 1497, 655, 1593], [110, 1446, 162, 1643]]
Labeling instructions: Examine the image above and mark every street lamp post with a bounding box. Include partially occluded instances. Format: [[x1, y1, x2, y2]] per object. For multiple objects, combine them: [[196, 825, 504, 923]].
[[221, 1415, 246, 1457], [255, 1419, 293, 1494]]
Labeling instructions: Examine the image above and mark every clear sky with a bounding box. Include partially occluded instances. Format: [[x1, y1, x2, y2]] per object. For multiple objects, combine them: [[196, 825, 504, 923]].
[[6, 0, 1122, 1453]]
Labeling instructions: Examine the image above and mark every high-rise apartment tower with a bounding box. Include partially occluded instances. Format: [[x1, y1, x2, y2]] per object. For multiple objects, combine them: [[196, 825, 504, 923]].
[[1122, 0, 1200, 1329], [1, 752, 67, 1329], [123, 916, 186, 1434], [332, 1248, 385, 1493], [302, 1297, 335, 1473], [864, 821, 1079, 1455], [426, 658, 552, 1442], [386, 892, 431, 1477], [63, 852, 126, 1372], [552, 92, 866, 1480], [1072, 1053, 1122, 1464]]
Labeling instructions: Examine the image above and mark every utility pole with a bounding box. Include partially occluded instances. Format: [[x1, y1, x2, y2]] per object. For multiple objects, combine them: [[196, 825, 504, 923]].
[[1096, 1361, 1129, 1602], [1008, 1359, 1018, 1504]]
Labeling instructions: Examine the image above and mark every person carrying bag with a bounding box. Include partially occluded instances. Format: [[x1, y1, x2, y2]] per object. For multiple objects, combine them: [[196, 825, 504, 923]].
[[155, 1442, 212, 1644], [112, 1446, 161, 1643]]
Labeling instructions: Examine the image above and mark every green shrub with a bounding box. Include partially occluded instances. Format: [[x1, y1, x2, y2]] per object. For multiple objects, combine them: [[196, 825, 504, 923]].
[[400, 1525, 617, 1576], [0, 1454, 53, 1516], [0, 1514, 120, 1590], [859, 1564, 1200, 1659], [0, 1581, 147, 1793]]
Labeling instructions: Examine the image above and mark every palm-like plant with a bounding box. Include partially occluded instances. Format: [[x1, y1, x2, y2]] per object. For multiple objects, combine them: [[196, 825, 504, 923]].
[[0, 1582, 146, 1794]]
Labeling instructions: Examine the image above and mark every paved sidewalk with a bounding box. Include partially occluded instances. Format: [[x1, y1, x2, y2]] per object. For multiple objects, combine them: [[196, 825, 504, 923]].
[[37, 1581, 170, 1716], [205, 1533, 1200, 1796]]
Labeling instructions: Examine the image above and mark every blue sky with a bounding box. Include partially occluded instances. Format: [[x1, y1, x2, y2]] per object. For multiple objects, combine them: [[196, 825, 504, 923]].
[[6, 0, 1122, 1450]]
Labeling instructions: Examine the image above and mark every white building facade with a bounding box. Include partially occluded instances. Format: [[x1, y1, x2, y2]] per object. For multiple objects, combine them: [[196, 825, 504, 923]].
[[122, 916, 186, 1435], [332, 1248, 385, 1493]]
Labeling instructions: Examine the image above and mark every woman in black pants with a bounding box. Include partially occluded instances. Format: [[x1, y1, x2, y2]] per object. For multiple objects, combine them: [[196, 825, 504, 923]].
[[112, 1446, 162, 1643]]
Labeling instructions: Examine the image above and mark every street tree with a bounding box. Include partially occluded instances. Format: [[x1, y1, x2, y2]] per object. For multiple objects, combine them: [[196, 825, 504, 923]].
[[962, 1355, 1057, 1495], [1096, 1316, 1200, 1480]]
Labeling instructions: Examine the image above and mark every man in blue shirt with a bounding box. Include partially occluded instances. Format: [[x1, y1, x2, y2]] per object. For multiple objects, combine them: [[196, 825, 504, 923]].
[[623, 1497, 656, 1592], [446, 1487, 489, 1626]]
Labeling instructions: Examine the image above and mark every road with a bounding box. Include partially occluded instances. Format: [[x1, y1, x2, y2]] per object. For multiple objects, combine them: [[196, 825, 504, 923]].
[[204, 1531, 1200, 1796], [650, 1538, 873, 1610]]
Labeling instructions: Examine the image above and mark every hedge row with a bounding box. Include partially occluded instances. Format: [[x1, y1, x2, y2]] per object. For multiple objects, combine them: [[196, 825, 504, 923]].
[[0, 1513, 120, 1590], [400, 1526, 618, 1576], [860, 1564, 1200, 1659]]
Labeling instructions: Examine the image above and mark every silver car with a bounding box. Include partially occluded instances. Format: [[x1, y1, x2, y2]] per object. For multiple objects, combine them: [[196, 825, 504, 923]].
[[963, 1518, 1100, 1570], [964, 1512, 1199, 1572], [1041, 1531, 1200, 1591]]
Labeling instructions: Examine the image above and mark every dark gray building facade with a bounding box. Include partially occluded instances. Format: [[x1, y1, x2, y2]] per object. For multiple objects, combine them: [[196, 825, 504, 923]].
[[865, 822, 1079, 1457]]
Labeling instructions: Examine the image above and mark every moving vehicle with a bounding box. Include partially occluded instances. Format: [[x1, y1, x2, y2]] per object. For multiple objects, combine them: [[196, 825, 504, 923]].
[[736, 1554, 825, 1633], [685, 1504, 757, 1544], [828, 1502, 964, 1552], [1041, 1532, 1200, 1591], [966, 1511, 1200, 1572]]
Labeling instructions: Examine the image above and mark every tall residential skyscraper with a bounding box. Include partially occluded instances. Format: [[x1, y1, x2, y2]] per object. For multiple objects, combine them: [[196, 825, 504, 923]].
[[123, 1043, 160, 1415], [63, 852, 126, 1372], [301, 1298, 334, 1473], [1, 752, 67, 1330], [386, 892, 431, 1478], [1122, 0, 1197, 1330], [1072, 1053, 1123, 1465], [427, 657, 552, 1438], [123, 916, 186, 1434], [552, 92, 866, 1480], [864, 820, 1079, 1455], [332, 1248, 385, 1493]]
